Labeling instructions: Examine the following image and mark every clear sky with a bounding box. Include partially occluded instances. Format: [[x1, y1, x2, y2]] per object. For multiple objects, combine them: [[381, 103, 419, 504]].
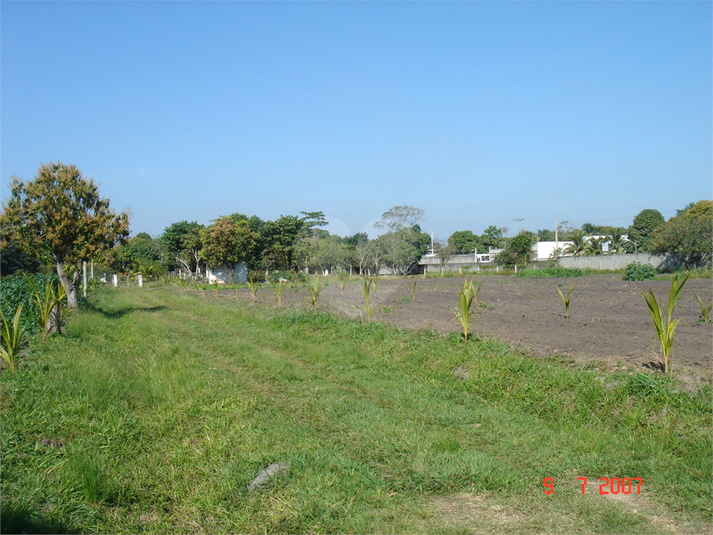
[[2, 1, 711, 241]]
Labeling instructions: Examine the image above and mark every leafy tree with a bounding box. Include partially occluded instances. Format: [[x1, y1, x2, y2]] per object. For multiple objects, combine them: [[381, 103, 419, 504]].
[[433, 239, 455, 273], [379, 226, 430, 274], [0, 162, 129, 309], [649, 200, 712, 267], [160, 221, 205, 274], [628, 209, 665, 252], [343, 232, 369, 248], [495, 233, 533, 266], [447, 230, 482, 254], [200, 218, 256, 283], [481, 225, 507, 249], [353, 239, 377, 275], [374, 205, 425, 232], [536, 228, 555, 242], [0, 239, 41, 276], [111, 233, 163, 272], [298, 235, 349, 274], [262, 215, 304, 271]]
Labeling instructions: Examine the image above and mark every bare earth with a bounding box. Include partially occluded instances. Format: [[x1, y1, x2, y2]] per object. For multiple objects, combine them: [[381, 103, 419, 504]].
[[267, 275, 712, 384]]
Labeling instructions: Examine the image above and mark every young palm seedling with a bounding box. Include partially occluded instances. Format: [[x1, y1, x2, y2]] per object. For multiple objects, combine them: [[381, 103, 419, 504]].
[[694, 295, 712, 324], [453, 279, 481, 342], [246, 278, 260, 302], [557, 284, 574, 319], [212, 278, 221, 296], [411, 280, 418, 302], [353, 277, 375, 323], [0, 305, 24, 372], [24, 275, 65, 339], [641, 273, 689, 374], [305, 275, 324, 308], [269, 277, 288, 306]]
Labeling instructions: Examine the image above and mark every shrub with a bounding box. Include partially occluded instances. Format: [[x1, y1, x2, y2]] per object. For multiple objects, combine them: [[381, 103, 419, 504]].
[[1, 273, 61, 337], [623, 262, 657, 281]]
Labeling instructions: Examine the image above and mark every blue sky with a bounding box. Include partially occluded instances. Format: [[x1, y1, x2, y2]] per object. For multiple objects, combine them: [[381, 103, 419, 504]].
[[2, 1, 711, 241]]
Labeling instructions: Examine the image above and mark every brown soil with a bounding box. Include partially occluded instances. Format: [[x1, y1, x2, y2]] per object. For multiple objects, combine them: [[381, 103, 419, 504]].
[[270, 275, 712, 383]]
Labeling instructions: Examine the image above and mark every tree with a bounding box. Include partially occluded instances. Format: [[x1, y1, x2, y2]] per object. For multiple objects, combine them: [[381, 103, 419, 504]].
[[562, 230, 587, 256], [378, 226, 430, 274], [447, 230, 482, 254], [536, 228, 555, 242], [262, 215, 304, 271], [111, 233, 163, 273], [495, 233, 533, 266], [481, 225, 507, 249], [1, 162, 129, 310], [200, 218, 256, 283], [628, 209, 665, 252], [433, 239, 455, 273], [583, 236, 607, 256], [160, 221, 205, 274], [374, 205, 425, 232], [649, 200, 712, 267]]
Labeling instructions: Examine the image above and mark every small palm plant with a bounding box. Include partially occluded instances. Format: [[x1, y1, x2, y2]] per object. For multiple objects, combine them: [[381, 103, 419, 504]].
[[0, 305, 24, 372], [641, 273, 689, 374], [557, 284, 574, 319], [695, 295, 712, 324], [411, 280, 417, 302], [24, 275, 65, 339], [212, 278, 221, 295], [354, 277, 375, 323], [246, 278, 260, 302], [305, 275, 324, 308], [269, 277, 288, 306], [453, 279, 481, 342]]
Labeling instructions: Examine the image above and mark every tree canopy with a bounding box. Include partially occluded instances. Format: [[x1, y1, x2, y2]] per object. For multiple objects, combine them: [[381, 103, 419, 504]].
[[628, 209, 665, 252], [649, 200, 712, 267], [1, 162, 129, 309]]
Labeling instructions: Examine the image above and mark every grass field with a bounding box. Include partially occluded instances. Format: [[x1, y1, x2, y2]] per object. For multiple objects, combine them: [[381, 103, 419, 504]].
[[1, 286, 711, 534]]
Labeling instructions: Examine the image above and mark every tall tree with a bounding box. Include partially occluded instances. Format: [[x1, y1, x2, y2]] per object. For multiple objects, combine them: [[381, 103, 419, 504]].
[[0, 162, 129, 309], [628, 209, 665, 252], [262, 215, 304, 271], [160, 221, 204, 274], [448, 230, 482, 254], [495, 233, 533, 266], [481, 225, 507, 249], [649, 200, 712, 267], [374, 205, 425, 232], [200, 218, 256, 283]]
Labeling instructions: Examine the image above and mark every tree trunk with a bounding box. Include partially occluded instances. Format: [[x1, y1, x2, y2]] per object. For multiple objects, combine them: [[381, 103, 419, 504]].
[[45, 302, 61, 336], [56, 261, 79, 311]]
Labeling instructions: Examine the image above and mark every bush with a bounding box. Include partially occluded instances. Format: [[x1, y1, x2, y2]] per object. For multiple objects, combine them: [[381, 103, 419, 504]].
[[623, 262, 657, 281], [1, 273, 61, 336]]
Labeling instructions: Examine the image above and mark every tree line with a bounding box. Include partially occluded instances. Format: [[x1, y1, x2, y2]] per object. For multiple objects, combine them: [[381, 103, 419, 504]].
[[2, 163, 711, 312]]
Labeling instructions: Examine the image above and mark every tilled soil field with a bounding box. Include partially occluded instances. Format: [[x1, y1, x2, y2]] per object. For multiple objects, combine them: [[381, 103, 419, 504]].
[[234, 275, 713, 383]]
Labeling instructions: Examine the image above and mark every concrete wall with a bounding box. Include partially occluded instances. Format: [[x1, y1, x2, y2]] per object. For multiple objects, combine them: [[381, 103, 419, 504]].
[[557, 253, 669, 270], [206, 261, 249, 283]]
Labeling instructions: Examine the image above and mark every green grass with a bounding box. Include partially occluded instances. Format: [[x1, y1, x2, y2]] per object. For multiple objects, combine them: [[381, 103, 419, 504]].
[[517, 266, 588, 278], [1, 287, 711, 534]]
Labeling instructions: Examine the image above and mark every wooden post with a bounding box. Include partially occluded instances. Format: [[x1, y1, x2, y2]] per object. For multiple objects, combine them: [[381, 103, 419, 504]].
[[112, 274, 118, 287]]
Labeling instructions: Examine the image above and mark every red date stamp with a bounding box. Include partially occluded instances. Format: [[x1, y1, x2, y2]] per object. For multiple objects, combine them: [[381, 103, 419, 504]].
[[543, 477, 642, 495]]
